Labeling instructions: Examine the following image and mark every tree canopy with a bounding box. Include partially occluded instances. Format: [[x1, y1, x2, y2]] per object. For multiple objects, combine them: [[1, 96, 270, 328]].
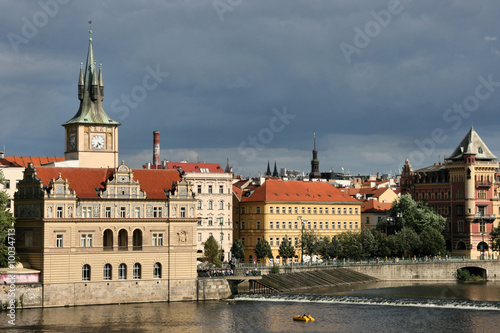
[[230, 238, 245, 261], [254, 239, 272, 261], [278, 235, 295, 260], [203, 235, 222, 267]]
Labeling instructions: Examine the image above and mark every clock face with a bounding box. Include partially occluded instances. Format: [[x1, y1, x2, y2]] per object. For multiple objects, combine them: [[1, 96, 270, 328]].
[[91, 135, 105, 149], [69, 136, 76, 150]]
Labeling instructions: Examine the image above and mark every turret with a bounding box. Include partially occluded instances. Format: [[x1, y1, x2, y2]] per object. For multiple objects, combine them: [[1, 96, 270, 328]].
[[78, 62, 84, 101], [98, 62, 104, 101], [91, 60, 98, 101]]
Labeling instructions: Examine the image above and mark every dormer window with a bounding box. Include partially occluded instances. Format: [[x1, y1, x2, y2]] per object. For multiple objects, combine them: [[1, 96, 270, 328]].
[[478, 147, 483, 154]]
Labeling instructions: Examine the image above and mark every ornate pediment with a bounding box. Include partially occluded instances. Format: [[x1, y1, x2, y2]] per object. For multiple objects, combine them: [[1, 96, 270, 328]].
[[101, 162, 146, 199]]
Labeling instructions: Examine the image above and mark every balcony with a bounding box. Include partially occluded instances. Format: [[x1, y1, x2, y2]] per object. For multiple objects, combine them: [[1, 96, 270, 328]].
[[476, 181, 492, 188], [473, 213, 496, 223]]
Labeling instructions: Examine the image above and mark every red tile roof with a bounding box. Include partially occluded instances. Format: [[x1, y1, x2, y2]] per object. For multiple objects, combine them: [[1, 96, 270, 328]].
[[361, 200, 393, 213], [0, 156, 65, 167], [241, 179, 360, 203], [34, 167, 180, 199], [233, 185, 243, 200], [165, 162, 224, 173]]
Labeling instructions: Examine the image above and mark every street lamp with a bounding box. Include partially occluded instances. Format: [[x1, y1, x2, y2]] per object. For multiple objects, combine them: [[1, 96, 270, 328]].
[[386, 216, 393, 235], [219, 217, 224, 262], [298, 216, 304, 263]]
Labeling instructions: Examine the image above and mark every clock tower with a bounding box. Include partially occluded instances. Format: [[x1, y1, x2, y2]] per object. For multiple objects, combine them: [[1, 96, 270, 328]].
[[63, 27, 121, 168]]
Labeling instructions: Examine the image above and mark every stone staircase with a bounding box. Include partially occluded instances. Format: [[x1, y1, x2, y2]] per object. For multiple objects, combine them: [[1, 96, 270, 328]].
[[254, 268, 377, 292]]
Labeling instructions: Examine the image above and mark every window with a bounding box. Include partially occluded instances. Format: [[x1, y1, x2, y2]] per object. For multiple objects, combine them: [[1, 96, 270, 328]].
[[256, 221, 260, 229], [154, 263, 162, 278], [208, 185, 213, 194], [82, 207, 91, 218], [219, 185, 224, 194], [197, 219, 202, 226], [270, 238, 274, 246], [332, 222, 335, 229], [457, 205, 464, 216], [106, 207, 111, 218], [338, 222, 341, 229], [118, 263, 127, 280], [325, 222, 329, 229], [120, 207, 126, 218], [180, 207, 186, 218], [276, 238, 280, 246], [270, 207, 274, 214], [343, 222, 347, 229], [343, 208, 347, 214], [197, 185, 202, 194], [480, 221, 486, 233], [349, 222, 352, 229], [256, 207, 261, 214], [355, 222, 358, 229], [4, 180, 10, 189], [294, 238, 298, 246], [307, 208, 311, 214], [338, 208, 341, 214], [282, 221, 286, 229], [241, 207, 245, 214], [313, 222, 317, 229], [82, 264, 91, 281], [81, 234, 92, 247], [57, 206, 63, 218], [319, 222, 323, 229], [208, 201, 213, 210], [276, 207, 280, 214], [241, 238, 245, 246], [103, 264, 112, 280], [458, 220, 464, 232], [314, 208, 317, 214], [56, 234, 63, 248], [25, 232, 33, 248], [276, 221, 279, 229], [319, 208, 323, 214], [366, 217, 370, 224], [302, 207, 305, 214], [153, 207, 162, 218], [133, 263, 142, 279], [288, 221, 292, 229], [219, 201, 224, 210], [294, 221, 298, 229], [288, 207, 292, 214], [153, 233, 163, 246], [134, 207, 140, 218], [208, 218, 213, 226], [294, 207, 298, 214], [307, 221, 311, 229], [325, 208, 329, 214], [270, 221, 274, 229], [282, 207, 286, 214], [241, 221, 245, 229]]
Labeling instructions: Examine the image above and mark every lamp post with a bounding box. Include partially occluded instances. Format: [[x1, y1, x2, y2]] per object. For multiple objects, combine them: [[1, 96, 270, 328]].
[[298, 216, 304, 263], [219, 217, 224, 262], [475, 212, 485, 260]]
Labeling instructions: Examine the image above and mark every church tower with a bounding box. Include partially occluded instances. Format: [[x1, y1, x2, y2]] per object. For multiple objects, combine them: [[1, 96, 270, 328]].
[[309, 133, 321, 179], [62, 26, 120, 168]]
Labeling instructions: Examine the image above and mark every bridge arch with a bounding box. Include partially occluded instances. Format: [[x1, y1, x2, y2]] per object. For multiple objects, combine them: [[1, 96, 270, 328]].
[[457, 266, 487, 279]]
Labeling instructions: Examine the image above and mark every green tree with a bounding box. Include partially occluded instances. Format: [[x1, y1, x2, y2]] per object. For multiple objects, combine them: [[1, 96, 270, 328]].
[[371, 230, 393, 258], [230, 238, 245, 261], [0, 170, 16, 268], [419, 226, 446, 256], [318, 236, 341, 260], [338, 232, 363, 260], [254, 239, 272, 262], [300, 229, 319, 258], [203, 235, 222, 267], [491, 225, 500, 252], [278, 235, 295, 262], [360, 229, 377, 258], [395, 228, 421, 257]]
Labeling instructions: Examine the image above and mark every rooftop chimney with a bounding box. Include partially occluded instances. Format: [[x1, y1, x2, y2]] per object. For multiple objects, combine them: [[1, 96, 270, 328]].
[[153, 131, 160, 167]]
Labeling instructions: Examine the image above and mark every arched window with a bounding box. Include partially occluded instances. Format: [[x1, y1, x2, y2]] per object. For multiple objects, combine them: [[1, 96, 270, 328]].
[[208, 201, 213, 210], [103, 229, 113, 250], [118, 263, 127, 280], [133, 229, 142, 251], [197, 201, 202, 209], [103, 264, 112, 280], [219, 201, 224, 210], [82, 264, 91, 281], [133, 263, 142, 279], [118, 229, 128, 250], [154, 263, 162, 278], [477, 242, 489, 250], [456, 241, 466, 250]]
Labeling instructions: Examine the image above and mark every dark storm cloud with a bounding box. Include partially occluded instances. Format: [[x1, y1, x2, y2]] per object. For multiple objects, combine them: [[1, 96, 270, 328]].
[[1, 0, 500, 176]]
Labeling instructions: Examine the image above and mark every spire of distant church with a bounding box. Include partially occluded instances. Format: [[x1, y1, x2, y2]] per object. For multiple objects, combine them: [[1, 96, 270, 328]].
[[272, 161, 279, 177], [63, 23, 120, 126], [310, 132, 321, 179], [225, 158, 231, 173], [266, 161, 271, 176]]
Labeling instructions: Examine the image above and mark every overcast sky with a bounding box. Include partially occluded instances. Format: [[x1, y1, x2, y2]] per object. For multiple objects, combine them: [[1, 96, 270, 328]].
[[2, 0, 500, 177]]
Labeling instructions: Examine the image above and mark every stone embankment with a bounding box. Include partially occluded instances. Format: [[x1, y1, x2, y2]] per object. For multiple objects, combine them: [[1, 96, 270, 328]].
[[255, 268, 377, 292]]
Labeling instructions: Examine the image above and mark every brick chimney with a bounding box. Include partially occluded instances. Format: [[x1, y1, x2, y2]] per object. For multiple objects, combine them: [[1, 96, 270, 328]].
[[153, 131, 160, 167]]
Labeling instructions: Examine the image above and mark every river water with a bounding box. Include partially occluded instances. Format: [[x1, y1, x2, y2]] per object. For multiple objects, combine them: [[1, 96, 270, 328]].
[[3, 281, 500, 332]]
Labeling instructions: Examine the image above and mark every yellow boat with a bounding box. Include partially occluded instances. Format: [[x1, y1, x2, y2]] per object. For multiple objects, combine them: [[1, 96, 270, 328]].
[[293, 315, 315, 322]]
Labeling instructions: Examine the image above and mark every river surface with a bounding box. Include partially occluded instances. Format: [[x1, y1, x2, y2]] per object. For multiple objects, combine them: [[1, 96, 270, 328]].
[[3, 281, 500, 332]]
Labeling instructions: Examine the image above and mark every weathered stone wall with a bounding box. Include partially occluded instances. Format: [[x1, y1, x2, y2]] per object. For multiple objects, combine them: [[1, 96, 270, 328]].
[[197, 278, 232, 300], [0, 284, 42, 308]]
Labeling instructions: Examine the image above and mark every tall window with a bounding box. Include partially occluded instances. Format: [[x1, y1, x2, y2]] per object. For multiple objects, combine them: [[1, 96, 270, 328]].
[[288, 221, 292, 229], [103, 264, 112, 280], [197, 185, 202, 194], [82, 207, 92, 218], [118, 263, 127, 280], [154, 263, 162, 278], [325, 222, 329, 229], [106, 207, 112, 218], [120, 207, 126, 218], [153, 207, 162, 218], [133, 263, 142, 279], [208, 185, 213, 194], [270, 221, 274, 229], [197, 201, 202, 209], [56, 234, 63, 248], [180, 207, 186, 218], [81, 234, 92, 247], [270, 238, 274, 246], [256, 207, 261, 214], [208, 201, 213, 210], [134, 207, 140, 218], [241, 221, 245, 230], [208, 218, 213, 226], [82, 264, 91, 281], [270, 207, 274, 214], [256, 221, 260, 229], [219, 201, 224, 210], [294, 221, 298, 229], [219, 185, 224, 194], [25, 232, 33, 248], [57, 206, 63, 218]]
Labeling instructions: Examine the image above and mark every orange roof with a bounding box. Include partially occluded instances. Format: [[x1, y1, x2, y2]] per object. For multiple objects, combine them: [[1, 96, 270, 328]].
[[241, 179, 360, 203], [0, 156, 65, 167], [233, 185, 243, 201], [165, 162, 224, 173], [34, 167, 180, 199], [361, 200, 393, 213]]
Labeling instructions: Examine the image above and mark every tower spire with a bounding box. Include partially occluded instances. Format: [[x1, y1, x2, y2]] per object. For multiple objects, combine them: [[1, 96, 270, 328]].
[[310, 132, 321, 179]]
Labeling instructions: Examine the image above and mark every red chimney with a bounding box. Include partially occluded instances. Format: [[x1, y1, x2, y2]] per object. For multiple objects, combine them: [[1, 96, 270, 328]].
[[153, 131, 160, 167]]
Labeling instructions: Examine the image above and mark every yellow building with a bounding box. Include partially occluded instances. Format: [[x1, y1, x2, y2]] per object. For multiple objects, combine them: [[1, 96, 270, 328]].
[[233, 179, 362, 263]]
